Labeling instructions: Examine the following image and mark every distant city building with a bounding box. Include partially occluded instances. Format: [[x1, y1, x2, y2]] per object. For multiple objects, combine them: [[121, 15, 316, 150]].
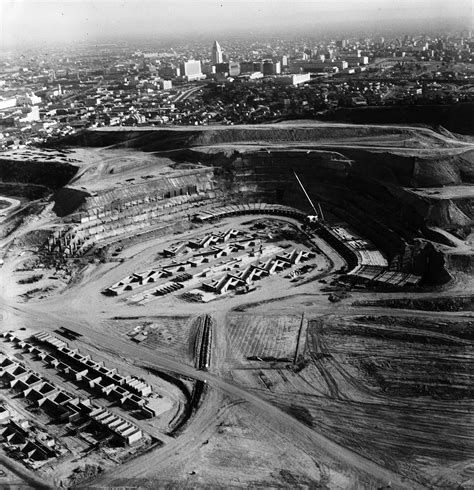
[[19, 105, 40, 122], [215, 62, 241, 77], [215, 63, 228, 75], [332, 60, 349, 70], [159, 65, 180, 78], [211, 40, 224, 64], [262, 60, 274, 76], [0, 98, 17, 110], [0, 93, 42, 111], [180, 60, 203, 81], [84, 96, 99, 107], [262, 60, 281, 76], [160, 79, 173, 90], [201, 63, 215, 75], [239, 61, 252, 73], [290, 60, 346, 73], [276, 73, 311, 86], [345, 49, 362, 57], [228, 62, 241, 77], [240, 61, 262, 74], [342, 55, 368, 67], [22, 93, 42, 106]]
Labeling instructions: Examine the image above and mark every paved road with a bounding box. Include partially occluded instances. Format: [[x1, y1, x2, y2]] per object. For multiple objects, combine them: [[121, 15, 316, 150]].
[[174, 86, 201, 103]]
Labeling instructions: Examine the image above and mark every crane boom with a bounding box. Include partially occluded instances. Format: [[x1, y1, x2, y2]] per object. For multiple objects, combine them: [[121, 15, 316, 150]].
[[293, 170, 324, 220]]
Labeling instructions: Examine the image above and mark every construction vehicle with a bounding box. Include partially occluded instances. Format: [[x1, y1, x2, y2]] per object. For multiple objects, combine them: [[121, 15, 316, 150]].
[[236, 284, 257, 295]]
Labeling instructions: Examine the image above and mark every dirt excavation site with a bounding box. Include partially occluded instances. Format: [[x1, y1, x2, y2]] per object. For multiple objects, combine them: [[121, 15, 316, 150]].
[[0, 121, 472, 488]]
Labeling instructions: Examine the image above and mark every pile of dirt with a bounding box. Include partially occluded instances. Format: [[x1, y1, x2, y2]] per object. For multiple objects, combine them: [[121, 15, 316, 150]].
[[52, 187, 90, 216], [0, 157, 78, 189], [412, 153, 474, 187], [62, 123, 463, 152], [319, 103, 474, 135], [353, 295, 473, 311]]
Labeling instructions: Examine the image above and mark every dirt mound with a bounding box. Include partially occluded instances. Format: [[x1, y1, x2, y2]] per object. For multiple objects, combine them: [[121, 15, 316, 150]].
[[62, 128, 198, 152], [63, 125, 474, 190], [319, 103, 474, 135], [63, 123, 462, 152], [412, 154, 474, 187], [0, 157, 78, 189], [53, 187, 90, 217], [354, 295, 473, 311], [427, 200, 473, 229]]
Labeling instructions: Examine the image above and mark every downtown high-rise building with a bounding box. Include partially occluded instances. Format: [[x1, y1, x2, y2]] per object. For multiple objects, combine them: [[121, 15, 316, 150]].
[[181, 60, 203, 81], [211, 40, 224, 64]]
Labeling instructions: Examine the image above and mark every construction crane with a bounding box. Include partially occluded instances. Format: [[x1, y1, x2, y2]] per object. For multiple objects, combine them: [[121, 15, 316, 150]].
[[292, 170, 325, 224]]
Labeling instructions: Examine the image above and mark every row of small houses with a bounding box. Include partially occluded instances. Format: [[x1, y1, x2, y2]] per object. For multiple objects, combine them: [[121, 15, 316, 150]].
[[32, 332, 156, 417], [0, 350, 143, 447], [2, 331, 155, 417]]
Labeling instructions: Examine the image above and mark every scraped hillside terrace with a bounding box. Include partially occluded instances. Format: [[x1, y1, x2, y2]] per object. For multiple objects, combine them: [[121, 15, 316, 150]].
[[9, 122, 469, 293]]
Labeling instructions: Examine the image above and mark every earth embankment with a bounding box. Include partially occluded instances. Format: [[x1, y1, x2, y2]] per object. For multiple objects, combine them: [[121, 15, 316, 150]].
[[319, 103, 474, 135], [0, 157, 78, 190]]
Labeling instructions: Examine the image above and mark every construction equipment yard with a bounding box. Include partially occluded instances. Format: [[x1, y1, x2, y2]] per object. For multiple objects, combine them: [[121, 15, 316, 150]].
[[0, 121, 473, 488]]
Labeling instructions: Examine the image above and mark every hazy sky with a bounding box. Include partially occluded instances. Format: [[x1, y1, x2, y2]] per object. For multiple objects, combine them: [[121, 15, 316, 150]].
[[1, 0, 472, 47]]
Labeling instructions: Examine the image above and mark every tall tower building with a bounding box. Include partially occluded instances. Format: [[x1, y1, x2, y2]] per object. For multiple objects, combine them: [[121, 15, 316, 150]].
[[211, 40, 223, 64]]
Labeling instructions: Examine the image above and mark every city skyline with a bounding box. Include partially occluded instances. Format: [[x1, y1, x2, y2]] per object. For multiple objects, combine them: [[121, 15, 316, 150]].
[[1, 0, 472, 47]]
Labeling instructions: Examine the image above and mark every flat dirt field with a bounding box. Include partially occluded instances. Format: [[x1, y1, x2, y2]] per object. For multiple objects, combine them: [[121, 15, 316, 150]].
[[228, 312, 474, 488], [226, 313, 302, 364]]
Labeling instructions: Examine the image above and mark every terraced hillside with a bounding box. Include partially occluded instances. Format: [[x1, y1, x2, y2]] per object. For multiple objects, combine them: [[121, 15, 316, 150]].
[[49, 122, 473, 280]]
